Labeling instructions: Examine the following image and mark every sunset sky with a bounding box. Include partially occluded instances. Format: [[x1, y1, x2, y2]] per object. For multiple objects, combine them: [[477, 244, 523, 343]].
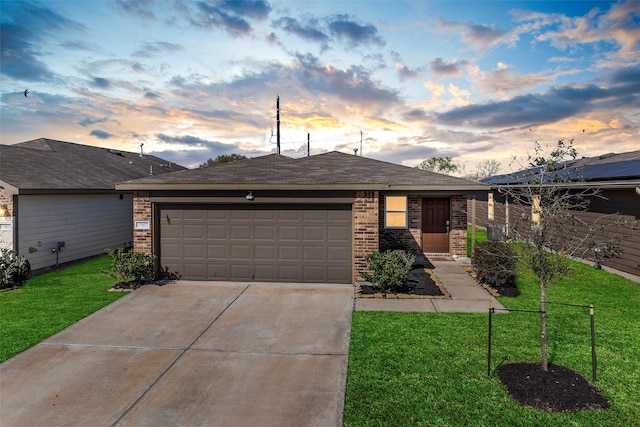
[[1, 1, 638, 172]]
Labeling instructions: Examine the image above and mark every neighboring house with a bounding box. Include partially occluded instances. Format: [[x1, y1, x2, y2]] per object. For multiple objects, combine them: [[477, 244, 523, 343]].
[[471, 150, 640, 277], [117, 151, 488, 284], [0, 138, 186, 273]]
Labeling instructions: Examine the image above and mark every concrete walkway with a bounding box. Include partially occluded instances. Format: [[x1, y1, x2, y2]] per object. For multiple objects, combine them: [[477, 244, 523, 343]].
[[0, 282, 353, 427], [354, 258, 506, 313]]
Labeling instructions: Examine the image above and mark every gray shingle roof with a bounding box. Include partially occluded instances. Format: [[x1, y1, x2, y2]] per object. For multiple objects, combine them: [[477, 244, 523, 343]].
[[483, 150, 640, 187], [117, 151, 486, 191], [0, 138, 186, 194]]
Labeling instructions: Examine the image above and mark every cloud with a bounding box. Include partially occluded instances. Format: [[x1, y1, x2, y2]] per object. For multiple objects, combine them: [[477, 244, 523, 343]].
[[438, 18, 517, 51], [114, 0, 156, 20], [430, 57, 467, 77], [78, 117, 111, 127], [514, 1, 640, 62], [478, 65, 550, 95], [152, 133, 269, 167], [184, 0, 271, 36], [293, 53, 399, 105], [327, 14, 384, 47], [436, 67, 640, 129], [91, 77, 111, 88], [272, 17, 329, 44], [0, 2, 84, 82], [133, 41, 183, 58], [90, 129, 113, 139]]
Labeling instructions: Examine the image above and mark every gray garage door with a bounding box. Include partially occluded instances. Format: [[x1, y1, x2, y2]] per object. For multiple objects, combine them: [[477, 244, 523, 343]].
[[160, 205, 352, 283]]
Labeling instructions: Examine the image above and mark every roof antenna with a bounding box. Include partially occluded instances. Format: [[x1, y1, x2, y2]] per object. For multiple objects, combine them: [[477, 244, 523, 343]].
[[276, 95, 281, 155], [307, 132, 310, 157], [139, 143, 144, 158], [360, 129, 363, 157]]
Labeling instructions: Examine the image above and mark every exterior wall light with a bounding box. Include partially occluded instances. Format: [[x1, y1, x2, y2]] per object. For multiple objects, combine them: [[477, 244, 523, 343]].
[[0, 205, 9, 217], [246, 191, 255, 201]]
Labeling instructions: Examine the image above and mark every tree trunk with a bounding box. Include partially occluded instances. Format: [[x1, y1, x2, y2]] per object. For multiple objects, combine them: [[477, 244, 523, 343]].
[[540, 281, 548, 371]]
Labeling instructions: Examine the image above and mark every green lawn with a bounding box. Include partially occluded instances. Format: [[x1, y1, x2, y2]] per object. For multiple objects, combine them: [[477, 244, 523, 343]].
[[344, 259, 640, 426], [467, 225, 487, 256], [0, 256, 125, 362]]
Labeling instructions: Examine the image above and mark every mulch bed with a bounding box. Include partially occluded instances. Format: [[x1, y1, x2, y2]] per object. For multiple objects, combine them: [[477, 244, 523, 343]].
[[463, 266, 520, 297], [356, 267, 448, 299], [498, 362, 610, 412]]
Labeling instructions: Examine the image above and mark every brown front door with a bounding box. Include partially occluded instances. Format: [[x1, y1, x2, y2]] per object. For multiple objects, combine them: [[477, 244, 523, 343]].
[[422, 198, 450, 254]]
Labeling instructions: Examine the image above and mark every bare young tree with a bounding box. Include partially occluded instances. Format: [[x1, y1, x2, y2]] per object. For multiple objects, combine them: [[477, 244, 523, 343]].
[[476, 159, 502, 180], [498, 139, 627, 371]]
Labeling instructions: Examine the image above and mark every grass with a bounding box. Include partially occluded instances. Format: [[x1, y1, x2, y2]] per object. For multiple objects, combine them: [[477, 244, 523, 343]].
[[467, 225, 487, 256], [0, 256, 125, 362], [344, 258, 640, 426]]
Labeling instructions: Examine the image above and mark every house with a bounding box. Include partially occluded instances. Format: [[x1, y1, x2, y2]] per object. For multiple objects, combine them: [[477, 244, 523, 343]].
[[471, 150, 640, 277], [0, 138, 186, 273], [116, 151, 488, 284]]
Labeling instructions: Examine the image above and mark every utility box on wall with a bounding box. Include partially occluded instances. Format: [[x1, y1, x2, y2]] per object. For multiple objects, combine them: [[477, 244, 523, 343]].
[[487, 224, 506, 241]]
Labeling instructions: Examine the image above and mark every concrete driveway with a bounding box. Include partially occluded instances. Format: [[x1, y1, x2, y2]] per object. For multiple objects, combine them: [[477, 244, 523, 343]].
[[0, 281, 354, 427]]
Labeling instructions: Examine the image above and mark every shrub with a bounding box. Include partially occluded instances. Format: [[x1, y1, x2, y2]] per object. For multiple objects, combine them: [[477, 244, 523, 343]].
[[0, 249, 31, 289], [361, 250, 415, 295], [471, 241, 517, 290], [102, 248, 155, 284]]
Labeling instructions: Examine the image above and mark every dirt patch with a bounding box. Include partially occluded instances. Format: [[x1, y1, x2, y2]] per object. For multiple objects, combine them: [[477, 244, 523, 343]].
[[498, 362, 610, 413], [356, 267, 448, 299]]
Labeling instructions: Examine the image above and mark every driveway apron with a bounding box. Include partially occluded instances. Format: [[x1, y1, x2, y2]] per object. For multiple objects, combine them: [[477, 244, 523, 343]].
[[0, 281, 354, 427]]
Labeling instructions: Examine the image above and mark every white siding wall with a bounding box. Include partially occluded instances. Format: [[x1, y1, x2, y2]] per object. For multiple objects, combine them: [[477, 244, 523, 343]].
[[17, 194, 133, 271]]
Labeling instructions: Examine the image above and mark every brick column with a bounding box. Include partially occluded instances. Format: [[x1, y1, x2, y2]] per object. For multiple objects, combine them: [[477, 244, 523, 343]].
[[450, 194, 468, 257], [353, 191, 379, 282], [0, 190, 14, 216], [133, 191, 152, 255]]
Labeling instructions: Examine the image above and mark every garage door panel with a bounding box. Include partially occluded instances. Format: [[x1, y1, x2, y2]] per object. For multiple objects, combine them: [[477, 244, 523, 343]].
[[278, 225, 300, 240], [231, 245, 251, 260], [184, 225, 205, 239], [183, 263, 205, 278], [278, 210, 302, 221], [230, 264, 253, 280], [303, 246, 325, 262], [254, 245, 276, 261], [303, 226, 324, 241], [162, 225, 181, 239], [328, 266, 351, 282], [279, 265, 302, 281], [230, 210, 250, 220], [207, 210, 229, 220], [207, 264, 228, 279], [183, 244, 206, 260], [255, 210, 277, 221], [160, 205, 351, 283], [208, 244, 228, 260], [230, 225, 251, 239], [254, 225, 276, 240], [183, 210, 206, 220], [207, 225, 228, 239], [279, 245, 300, 261], [254, 264, 277, 281], [328, 246, 350, 261], [327, 225, 350, 241]]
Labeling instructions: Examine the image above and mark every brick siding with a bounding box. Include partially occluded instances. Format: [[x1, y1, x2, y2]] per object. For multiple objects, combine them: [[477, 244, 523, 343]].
[[133, 191, 152, 255], [353, 191, 379, 281], [0, 190, 14, 217]]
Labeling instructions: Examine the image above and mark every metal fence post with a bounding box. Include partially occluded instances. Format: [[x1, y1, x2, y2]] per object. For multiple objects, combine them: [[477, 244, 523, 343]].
[[590, 304, 597, 382]]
